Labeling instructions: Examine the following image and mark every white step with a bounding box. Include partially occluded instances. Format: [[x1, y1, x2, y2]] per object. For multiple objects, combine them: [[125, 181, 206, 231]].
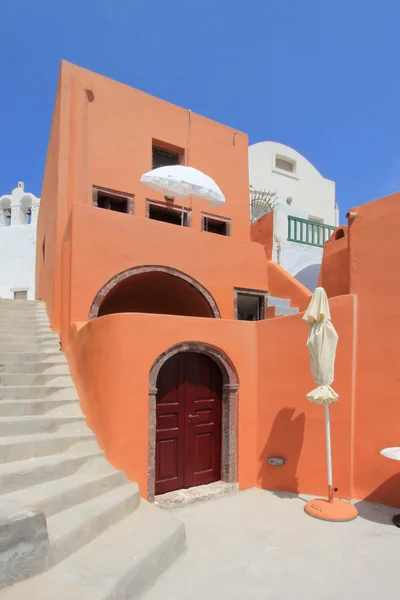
[[0, 385, 77, 400], [4, 468, 127, 517], [0, 399, 78, 417], [0, 415, 85, 436], [0, 442, 103, 493], [0, 342, 60, 353], [0, 373, 73, 386], [0, 362, 70, 374], [0, 431, 95, 463], [0, 352, 66, 364], [1, 501, 186, 600], [0, 332, 58, 343], [47, 482, 141, 565]]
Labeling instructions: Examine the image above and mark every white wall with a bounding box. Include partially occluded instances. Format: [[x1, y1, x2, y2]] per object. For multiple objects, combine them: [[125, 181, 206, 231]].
[[249, 141, 337, 226], [0, 183, 40, 300], [249, 142, 337, 291]]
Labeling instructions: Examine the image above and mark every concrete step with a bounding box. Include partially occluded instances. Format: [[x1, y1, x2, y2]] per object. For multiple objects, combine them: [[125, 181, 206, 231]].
[[47, 482, 141, 565], [0, 415, 85, 436], [0, 362, 70, 374], [0, 399, 78, 417], [4, 468, 127, 518], [0, 385, 77, 401], [0, 431, 96, 463], [0, 352, 66, 364], [0, 332, 58, 343], [0, 442, 103, 493], [1, 500, 185, 600], [275, 306, 299, 316], [0, 321, 51, 330], [0, 299, 45, 306], [0, 373, 73, 386], [0, 342, 60, 353], [267, 295, 291, 308]]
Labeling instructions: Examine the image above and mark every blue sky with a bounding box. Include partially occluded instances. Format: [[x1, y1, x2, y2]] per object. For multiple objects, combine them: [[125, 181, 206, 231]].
[[1, 1, 399, 221]]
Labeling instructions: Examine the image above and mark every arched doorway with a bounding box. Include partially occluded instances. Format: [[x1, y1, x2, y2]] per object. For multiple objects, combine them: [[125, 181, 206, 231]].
[[148, 343, 239, 501], [89, 266, 220, 319], [155, 352, 222, 495]]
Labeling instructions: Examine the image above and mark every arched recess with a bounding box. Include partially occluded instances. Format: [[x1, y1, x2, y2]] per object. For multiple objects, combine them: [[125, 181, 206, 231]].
[[148, 342, 239, 501], [294, 264, 321, 292], [89, 265, 221, 320]]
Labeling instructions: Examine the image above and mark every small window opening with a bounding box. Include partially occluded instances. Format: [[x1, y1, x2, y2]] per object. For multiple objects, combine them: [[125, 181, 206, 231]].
[[26, 207, 32, 224], [14, 290, 28, 300], [335, 228, 345, 240], [203, 216, 228, 236], [98, 192, 128, 214], [148, 204, 187, 227], [275, 156, 295, 173], [152, 145, 181, 169], [237, 293, 264, 321]]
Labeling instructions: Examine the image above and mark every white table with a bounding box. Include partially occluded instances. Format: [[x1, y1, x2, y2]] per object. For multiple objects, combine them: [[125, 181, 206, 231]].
[[380, 447, 400, 527]]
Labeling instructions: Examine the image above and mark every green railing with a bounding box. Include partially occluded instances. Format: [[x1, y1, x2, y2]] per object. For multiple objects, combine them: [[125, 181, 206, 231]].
[[287, 216, 335, 248]]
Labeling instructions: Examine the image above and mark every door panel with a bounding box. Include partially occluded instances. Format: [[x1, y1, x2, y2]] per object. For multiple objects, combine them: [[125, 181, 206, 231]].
[[155, 352, 222, 495]]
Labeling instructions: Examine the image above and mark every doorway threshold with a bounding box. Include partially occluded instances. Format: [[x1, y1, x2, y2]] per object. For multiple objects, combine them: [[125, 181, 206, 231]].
[[155, 481, 239, 510]]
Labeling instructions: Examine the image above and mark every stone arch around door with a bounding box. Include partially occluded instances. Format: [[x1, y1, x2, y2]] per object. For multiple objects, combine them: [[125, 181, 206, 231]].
[[148, 342, 239, 502], [89, 265, 221, 320]]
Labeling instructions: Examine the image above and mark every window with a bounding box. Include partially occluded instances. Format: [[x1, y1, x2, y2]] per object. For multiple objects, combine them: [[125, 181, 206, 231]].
[[202, 215, 231, 236], [235, 290, 266, 321], [275, 156, 295, 173], [148, 202, 189, 227], [92, 187, 134, 215], [5, 208, 11, 226], [14, 290, 28, 300], [152, 144, 182, 169], [26, 207, 31, 224]]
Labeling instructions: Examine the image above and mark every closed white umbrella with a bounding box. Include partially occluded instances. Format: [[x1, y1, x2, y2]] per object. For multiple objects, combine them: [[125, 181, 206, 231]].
[[302, 287, 358, 521], [140, 165, 225, 225]]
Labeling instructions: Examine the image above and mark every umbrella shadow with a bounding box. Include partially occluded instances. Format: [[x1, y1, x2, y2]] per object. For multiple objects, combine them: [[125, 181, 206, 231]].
[[354, 473, 400, 525], [259, 407, 305, 498]]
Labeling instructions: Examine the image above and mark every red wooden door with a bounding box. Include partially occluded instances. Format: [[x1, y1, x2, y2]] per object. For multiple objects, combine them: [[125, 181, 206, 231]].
[[155, 353, 222, 495]]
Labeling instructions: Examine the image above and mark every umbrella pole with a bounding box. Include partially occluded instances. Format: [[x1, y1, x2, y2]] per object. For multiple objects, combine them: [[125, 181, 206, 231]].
[[324, 404, 333, 502]]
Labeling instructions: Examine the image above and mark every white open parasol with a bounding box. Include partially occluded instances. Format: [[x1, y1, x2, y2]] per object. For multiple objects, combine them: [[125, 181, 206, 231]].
[[302, 287, 358, 521], [140, 165, 225, 225]]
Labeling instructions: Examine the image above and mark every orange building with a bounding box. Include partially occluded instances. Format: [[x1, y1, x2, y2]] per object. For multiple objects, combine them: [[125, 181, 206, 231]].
[[37, 61, 400, 509]]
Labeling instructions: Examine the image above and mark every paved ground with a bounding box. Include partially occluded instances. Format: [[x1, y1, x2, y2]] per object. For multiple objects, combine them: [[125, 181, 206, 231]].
[[145, 488, 400, 600]]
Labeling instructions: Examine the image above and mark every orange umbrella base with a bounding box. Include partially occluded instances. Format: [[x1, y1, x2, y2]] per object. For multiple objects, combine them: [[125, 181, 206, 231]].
[[304, 498, 358, 522]]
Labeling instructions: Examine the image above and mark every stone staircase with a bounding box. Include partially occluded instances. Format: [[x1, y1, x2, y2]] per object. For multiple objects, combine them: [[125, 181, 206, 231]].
[[0, 299, 185, 599], [266, 295, 299, 318]]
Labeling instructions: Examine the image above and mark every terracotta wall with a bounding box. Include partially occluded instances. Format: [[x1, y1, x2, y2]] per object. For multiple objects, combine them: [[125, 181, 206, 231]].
[[250, 211, 274, 260], [318, 227, 349, 298], [65, 202, 268, 347], [348, 194, 400, 506], [257, 295, 356, 499], [68, 313, 259, 498], [37, 61, 254, 336]]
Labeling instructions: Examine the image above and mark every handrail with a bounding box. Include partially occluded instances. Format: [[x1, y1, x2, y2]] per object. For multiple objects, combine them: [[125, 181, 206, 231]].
[[287, 216, 335, 248]]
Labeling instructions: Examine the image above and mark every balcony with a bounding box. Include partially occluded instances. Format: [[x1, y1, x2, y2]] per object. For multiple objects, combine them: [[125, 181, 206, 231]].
[[287, 216, 335, 248]]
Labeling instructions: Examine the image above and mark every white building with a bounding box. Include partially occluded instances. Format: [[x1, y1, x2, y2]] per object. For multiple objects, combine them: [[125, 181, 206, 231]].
[[0, 182, 40, 300], [249, 141, 338, 290]]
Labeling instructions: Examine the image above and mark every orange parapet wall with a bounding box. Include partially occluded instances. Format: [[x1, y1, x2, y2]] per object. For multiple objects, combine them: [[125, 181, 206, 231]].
[[257, 295, 356, 500], [318, 226, 349, 298], [250, 211, 274, 260]]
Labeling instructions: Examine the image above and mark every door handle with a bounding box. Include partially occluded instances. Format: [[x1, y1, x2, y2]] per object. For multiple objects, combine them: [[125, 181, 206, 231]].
[[188, 414, 199, 422]]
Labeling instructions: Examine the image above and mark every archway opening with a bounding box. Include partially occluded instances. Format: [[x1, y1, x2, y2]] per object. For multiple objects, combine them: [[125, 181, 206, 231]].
[[294, 264, 321, 291], [148, 342, 239, 501], [96, 271, 216, 318]]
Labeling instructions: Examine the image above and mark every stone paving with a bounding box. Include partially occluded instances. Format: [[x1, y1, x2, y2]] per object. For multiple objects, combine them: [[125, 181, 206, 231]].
[[145, 487, 400, 600]]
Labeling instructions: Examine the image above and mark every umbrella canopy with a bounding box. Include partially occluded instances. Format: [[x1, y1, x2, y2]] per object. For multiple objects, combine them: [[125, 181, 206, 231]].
[[303, 287, 339, 405], [140, 165, 225, 206]]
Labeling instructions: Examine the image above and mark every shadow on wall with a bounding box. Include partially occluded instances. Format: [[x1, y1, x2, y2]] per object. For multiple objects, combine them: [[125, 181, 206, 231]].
[[259, 408, 305, 495], [294, 264, 321, 292]]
